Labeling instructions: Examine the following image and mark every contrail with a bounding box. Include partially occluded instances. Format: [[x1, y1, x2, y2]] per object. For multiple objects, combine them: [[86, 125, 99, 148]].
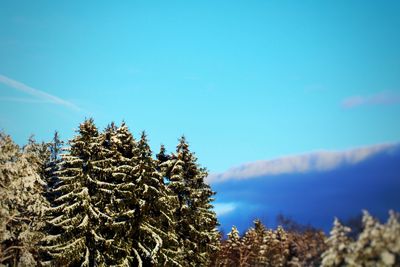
[[0, 74, 81, 111]]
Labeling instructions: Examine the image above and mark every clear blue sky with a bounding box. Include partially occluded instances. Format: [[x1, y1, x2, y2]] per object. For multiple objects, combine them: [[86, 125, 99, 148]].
[[1, 0, 400, 173]]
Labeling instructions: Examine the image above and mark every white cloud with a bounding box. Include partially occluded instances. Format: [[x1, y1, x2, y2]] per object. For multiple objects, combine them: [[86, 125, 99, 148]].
[[207, 143, 398, 183], [342, 91, 400, 108], [0, 74, 80, 111], [214, 202, 237, 216]]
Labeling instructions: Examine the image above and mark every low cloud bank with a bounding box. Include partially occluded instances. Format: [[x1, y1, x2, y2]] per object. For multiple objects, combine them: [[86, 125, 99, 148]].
[[207, 143, 398, 183]]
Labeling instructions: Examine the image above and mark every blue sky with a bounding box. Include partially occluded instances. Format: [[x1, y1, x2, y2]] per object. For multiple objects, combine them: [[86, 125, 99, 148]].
[[1, 0, 400, 173]]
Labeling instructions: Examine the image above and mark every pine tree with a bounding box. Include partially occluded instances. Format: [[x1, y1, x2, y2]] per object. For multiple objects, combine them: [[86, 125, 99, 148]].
[[42, 119, 111, 266], [216, 226, 242, 267], [49, 131, 63, 162], [240, 225, 258, 267], [104, 125, 180, 266], [262, 226, 291, 267], [23, 135, 51, 180], [222, 226, 242, 266], [252, 219, 269, 266], [321, 218, 352, 267], [287, 228, 326, 267], [44, 131, 64, 204], [321, 210, 400, 267], [0, 132, 48, 266], [156, 145, 170, 165], [348, 210, 400, 266], [237, 219, 267, 267], [101, 122, 138, 266], [346, 210, 380, 266], [91, 122, 127, 265], [130, 132, 179, 266], [381, 210, 400, 265], [165, 136, 219, 266]]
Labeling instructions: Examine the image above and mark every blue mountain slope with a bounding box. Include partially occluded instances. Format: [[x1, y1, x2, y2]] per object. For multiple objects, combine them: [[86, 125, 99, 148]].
[[212, 145, 400, 234]]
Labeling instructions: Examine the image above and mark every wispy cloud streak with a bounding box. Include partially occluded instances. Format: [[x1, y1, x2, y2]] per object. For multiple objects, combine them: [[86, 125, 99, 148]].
[[214, 202, 237, 216], [342, 91, 400, 108], [0, 74, 80, 111], [207, 143, 398, 183]]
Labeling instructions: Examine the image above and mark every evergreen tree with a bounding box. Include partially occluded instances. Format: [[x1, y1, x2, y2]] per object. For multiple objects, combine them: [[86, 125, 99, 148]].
[[240, 226, 258, 267], [322, 210, 400, 266], [0, 132, 48, 266], [286, 228, 326, 267], [321, 218, 352, 267], [90, 122, 127, 265], [381, 210, 400, 265], [252, 219, 269, 266], [23, 135, 51, 180], [156, 145, 170, 165], [347, 210, 400, 266], [262, 226, 291, 267], [240, 220, 290, 267], [222, 226, 242, 266], [237, 219, 267, 267], [42, 119, 111, 266], [105, 125, 179, 266], [216, 220, 327, 267], [165, 136, 219, 266], [49, 131, 63, 162], [347, 210, 381, 266], [130, 132, 179, 266], [102, 122, 138, 266], [44, 131, 64, 204]]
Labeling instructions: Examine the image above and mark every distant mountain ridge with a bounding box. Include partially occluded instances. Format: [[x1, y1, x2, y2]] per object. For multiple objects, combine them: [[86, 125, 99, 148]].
[[211, 143, 400, 233]]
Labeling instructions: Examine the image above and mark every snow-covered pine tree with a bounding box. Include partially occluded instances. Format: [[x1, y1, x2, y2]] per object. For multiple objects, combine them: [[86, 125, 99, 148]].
[[44, 131, 64, 204], [100, 122, 138, 265], [90, 122, 130, 265], [321, 218, 352, 267], [156, 145, 171, 165], [239, 219, 269, 267], [221, 226, 242, 266], [252, 219, 268, 266], [262, 226, 291, 267], [346, 210, 382, 266], [129, 132, 179, 266], [286, 228, 326, 266], [165, 136, 219, 266], [321, 210, 400, 266], [23, 135, 51, 181], [42, 119, 111, 266], [105, 125, 179, 266], [274, 226, 291, 267], [49, 131, 63, 163], [381, 210, 400, 265], [347, 210, 400, 266], [0, 132, 48, 266]]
